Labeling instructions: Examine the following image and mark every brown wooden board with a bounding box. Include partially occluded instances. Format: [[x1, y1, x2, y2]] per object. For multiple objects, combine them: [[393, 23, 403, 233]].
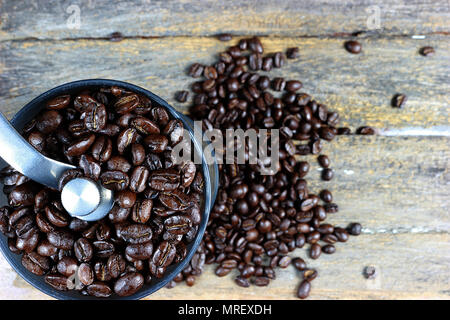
[[0, 37, 448, 130]]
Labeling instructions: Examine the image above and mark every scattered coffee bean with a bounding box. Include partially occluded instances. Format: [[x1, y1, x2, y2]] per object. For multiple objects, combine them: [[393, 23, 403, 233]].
[[420, 46, 435, 57], [363, 266, 377, 279], [348, 223, 362, 236], [344, 40, 362, 54], [175, 90, 189, 103], [392, 94, 407, 108]]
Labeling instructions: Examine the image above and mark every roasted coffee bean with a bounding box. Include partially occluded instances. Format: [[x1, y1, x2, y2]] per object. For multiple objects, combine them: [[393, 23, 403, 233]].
[[309, 243, 322, 260], [107, 253, 127, 278], [107, 156, 131, 173], [115, 190, 137, 209], [322, 168, 334, 181], [45, 205, 69, 227], [74, 238, 93, 262], [131, 199, 153, 224], [45, 274, 69, 291], [286, 80, 302, 92], [188, 63, 204, 78], [420, 46, 435, 57], [22, 252, 50, 276], [317, 155, 330, 168], [84, 103, 107, 132], [66, 134, 96, 157], [143, 134, 168, 153], [297, 280, 311, 299], [152, 241, 176, 268], [356, 126, 376, 135], [91, 136, 113, 162], [87, 282, 112, 297], [348, 223, 362, 236], [114, 272, 144, 297], [93, 240, 115, 258], [363, 266, 377, 279], [129, 166, 149, 193], [117, 224, 153, 244], [47, 230, 74, 250], [125, 242, 153, 261], [28, 131, 46, 152], [78, 263, 94, 285], [131, 143, 146, 166], [392, 93, 407, 108], [216, 33, 233, 41], [108, 205, 131, 223], [79, 155, 101, 180], [334, 227, 349, 242], [8, 182, 36, 207], [46, 95, 71, 110], [286, 47, 300, 59], [117, 128, 139, 154], [159, 190, 192, 211], [148, 169, 180, 191], [114, 94, 140, 114], [131, 117, 160, 135], [303, 268, 318, 281], [320, 189, 333, 203], [292, 257, 307, 271], [100, 171, 130, 191], [175, 90, 189, 102], [322, 244, 336, 254], [344, 40, 362, 54], [254, 276, 270, 287], [164, 215, 192, 235], [37, 240, 58, 257], [36, 110, 63, 134]]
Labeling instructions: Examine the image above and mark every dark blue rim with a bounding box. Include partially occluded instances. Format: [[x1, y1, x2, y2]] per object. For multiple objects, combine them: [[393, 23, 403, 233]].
[[0, 79, 218, 300]]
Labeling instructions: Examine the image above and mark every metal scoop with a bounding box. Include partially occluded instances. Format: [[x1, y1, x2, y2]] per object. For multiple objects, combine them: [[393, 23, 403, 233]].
[[0, 112, 113, 221]]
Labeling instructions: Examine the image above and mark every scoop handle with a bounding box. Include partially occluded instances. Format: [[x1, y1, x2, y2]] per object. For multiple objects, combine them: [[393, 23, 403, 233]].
[[0, 112, 75, 190]]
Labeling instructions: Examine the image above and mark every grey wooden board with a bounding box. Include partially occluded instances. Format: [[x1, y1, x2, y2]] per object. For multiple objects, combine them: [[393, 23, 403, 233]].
[[0, 0, 449, 41]]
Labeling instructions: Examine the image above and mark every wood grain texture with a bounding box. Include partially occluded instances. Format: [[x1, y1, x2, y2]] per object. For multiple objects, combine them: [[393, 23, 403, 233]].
[[0, 0, 449, 301], [2, 233, 449, 300], [0, 0, 449, 41], [0, 36, 449, 130]]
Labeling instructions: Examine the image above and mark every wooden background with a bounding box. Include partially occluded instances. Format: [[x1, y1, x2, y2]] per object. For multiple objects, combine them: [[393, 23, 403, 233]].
[[0, 0, 449, 300]]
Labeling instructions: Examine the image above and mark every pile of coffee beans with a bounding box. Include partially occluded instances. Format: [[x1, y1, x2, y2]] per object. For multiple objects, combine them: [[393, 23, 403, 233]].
[[0, 86, 204, 297], [167, 36, 362, 299]]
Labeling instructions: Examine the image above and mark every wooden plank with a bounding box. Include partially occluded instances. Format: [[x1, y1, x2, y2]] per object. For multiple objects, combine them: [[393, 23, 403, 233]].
[[0, 0, 449, 41], [2, 233, 449, 299], [0, 36, 449, 130]]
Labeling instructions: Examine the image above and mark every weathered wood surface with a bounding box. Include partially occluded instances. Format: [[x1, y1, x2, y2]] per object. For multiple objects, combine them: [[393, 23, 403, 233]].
[[2, 233, 450, 300], [0, 0, 449, 300], [0, 37, 449, 130], [0, 0, 449, 40]]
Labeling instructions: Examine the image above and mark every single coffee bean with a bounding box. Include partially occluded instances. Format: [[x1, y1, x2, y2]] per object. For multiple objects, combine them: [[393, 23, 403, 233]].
[[392, 94, 407, 108], [175, 90, 189, 102], [348, 223, 362, 235], [286, 47, 299, 59], [363, 266, 377, 279], [74, 237, 93, 262], [114, 272, 144, 297], [320, 189, 333, 203], [356, 126, 376, 135], [420, 46, 435, 57], [310, 243, 321, 259], [322, 244, 336, 254], [297, 280, 311, 299], [322, 168, 334, 181], [344, 40, 362, 54]]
